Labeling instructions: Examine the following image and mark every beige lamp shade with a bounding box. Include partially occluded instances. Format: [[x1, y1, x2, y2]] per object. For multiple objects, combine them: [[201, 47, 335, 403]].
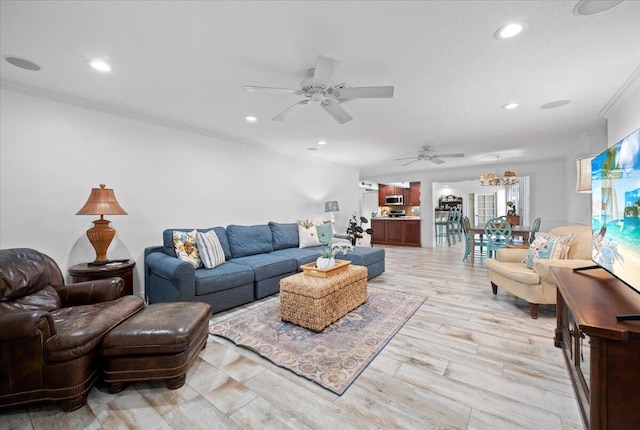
[[576, 156, 594, 193], [76, 184, 127, 264]]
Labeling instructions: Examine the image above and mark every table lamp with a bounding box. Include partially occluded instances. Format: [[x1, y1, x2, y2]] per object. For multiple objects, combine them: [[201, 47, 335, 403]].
[[76, 184, 128, 266], [324, 200, 340, 234]]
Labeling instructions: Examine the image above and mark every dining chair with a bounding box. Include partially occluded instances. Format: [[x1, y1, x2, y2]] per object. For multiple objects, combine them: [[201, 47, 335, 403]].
[[511, 216, 541, 247], [462, 216, 488, 262], [484, 217, 513, 257]]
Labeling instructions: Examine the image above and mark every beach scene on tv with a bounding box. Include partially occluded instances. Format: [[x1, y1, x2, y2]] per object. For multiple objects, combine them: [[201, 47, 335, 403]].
[[591, 128, 640, 291]]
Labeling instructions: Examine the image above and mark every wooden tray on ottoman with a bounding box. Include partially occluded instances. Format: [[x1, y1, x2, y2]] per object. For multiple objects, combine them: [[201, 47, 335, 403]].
[[280, 265, 368, 332], [300, 259, 351, 278]]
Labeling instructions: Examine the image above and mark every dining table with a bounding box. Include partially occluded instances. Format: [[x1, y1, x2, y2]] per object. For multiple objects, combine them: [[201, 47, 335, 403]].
[[468, 224, 531, 264]]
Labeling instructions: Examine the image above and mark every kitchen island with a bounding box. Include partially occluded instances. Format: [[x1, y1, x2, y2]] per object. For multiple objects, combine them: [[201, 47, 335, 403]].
[[371, 217, 421, 247]]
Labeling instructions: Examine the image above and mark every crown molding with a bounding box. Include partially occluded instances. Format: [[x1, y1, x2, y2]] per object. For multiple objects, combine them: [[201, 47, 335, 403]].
[[599, 64, 640, 118]]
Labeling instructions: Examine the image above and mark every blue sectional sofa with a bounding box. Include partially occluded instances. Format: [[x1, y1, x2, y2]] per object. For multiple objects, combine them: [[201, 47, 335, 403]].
[[144, 222, 385, 314]]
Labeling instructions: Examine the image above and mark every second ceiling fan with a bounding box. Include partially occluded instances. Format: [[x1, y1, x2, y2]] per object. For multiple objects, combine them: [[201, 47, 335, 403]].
[[244, 55, 394, 124], [396, 146, 465, 166]]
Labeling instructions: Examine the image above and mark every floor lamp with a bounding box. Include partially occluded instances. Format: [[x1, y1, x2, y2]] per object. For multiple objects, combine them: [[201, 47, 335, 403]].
[[324, 200, 340, 234]]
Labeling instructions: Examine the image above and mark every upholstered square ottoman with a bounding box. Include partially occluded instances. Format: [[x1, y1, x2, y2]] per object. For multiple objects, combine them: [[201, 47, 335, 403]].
[[280, 265, 368, 332], [100, 301, 211, 393]]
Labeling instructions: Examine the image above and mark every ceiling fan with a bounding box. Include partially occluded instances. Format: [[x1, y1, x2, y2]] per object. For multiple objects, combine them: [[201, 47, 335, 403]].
[[243, 55, 394, 124], [395, 146, 465, 166]]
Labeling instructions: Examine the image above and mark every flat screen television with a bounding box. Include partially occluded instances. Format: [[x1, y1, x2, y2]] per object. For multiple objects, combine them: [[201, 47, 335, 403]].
[[590, 127, 640, 296]]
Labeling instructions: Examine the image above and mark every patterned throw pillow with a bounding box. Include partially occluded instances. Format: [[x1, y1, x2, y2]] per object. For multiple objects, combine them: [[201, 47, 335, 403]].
[[298, 224, 321, 248], [316, 222, 334, 245], [524, 232, 575, 269], [173, 229, 202, 268], [196, 230, 226, 269]]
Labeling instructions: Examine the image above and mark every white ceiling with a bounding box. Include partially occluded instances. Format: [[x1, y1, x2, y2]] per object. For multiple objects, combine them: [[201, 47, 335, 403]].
[[2, 1, 639, 176]]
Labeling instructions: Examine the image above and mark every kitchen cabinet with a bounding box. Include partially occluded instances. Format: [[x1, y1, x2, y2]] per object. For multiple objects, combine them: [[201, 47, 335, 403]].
[[552, 267, 640, 430], [378, 184, 394, 206], [408, 182, 421, 206], [371, 219, 421, 247]]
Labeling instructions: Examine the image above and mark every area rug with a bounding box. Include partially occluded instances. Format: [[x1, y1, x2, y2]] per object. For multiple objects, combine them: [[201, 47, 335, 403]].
[[209, 287, 426, 395]]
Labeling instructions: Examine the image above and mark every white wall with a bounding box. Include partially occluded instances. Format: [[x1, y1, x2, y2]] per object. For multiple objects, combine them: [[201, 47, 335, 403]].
[[605, 86, 640, 146], [0, 88, 360, 294]]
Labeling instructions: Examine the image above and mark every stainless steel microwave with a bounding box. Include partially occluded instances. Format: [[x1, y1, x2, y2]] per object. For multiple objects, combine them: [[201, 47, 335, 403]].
[[385, 194, 404, 205]]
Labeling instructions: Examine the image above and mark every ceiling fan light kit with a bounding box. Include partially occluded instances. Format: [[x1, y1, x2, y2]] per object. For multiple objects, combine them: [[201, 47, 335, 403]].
[[244, 55, 394, 124]]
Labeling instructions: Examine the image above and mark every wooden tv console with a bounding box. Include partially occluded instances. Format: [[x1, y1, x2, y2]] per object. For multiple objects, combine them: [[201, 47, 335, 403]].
[[552, 267, 640, 430]]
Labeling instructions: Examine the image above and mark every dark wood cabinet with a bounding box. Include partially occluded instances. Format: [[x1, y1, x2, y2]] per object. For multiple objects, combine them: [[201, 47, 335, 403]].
[[409, 182, 421, 206], [69, 261, 136, 297], [378, 184, 394, 206], [552, 267, 640, 430], [370, 219, 421, 247]]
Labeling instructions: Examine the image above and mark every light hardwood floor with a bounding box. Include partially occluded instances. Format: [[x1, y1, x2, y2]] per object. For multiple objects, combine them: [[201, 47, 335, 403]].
[[1, 244, 584, 430]]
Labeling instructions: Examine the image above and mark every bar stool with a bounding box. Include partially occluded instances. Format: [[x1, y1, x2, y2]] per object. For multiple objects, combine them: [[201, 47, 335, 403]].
[[434, 210, 450, 246]]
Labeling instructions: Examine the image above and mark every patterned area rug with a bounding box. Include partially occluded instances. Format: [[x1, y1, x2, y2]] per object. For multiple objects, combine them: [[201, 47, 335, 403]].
[[209, 287, 426, 395]]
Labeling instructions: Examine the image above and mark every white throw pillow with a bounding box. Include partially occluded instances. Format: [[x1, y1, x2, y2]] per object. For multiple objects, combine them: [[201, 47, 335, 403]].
[[298, 224, 321, 248], [196, 230, 226, 269]]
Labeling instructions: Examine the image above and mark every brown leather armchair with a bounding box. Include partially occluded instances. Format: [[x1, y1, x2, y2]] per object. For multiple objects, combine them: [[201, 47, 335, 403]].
[[0, 248, 144, 412]]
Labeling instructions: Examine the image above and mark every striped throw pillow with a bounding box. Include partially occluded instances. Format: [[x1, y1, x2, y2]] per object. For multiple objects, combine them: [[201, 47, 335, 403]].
[[196, 230, 226, 269]]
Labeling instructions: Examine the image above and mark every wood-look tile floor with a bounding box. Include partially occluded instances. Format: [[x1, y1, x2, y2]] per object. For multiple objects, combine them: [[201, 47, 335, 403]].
[[1, 244, 584, 430]]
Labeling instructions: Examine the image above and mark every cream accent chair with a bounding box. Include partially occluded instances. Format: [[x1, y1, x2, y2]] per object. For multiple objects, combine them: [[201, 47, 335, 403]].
[[485, 225, 593, 319]]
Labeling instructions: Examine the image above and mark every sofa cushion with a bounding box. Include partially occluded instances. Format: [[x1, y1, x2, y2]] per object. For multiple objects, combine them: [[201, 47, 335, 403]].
[[268, 222, 299, 250], [47, 295, 144, 362], [193, 262, 255, 296], [270, 246, 324, 268], [524, 232, 574, 269], [298, 224, 321, 248], [0, 248, 53, 301], [485, 259, 541, 285], [196, 230, 226, 269], [227, 225, 274, 258], [163, 227, 231, 261], [173, 230, 203, 269], [316, 222, 334, 245], [230, 254, 297, 282]]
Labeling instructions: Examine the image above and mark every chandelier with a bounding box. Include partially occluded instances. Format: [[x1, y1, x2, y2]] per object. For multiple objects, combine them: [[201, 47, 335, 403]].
[[479, 156, 518, 186]]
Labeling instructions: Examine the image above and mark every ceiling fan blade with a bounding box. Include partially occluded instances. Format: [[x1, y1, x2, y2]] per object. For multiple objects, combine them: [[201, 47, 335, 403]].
[[339, 86, 395, 99], [430, 157, 446, 165], [394, 156, 421, 161], [272, 100, 310, 121], [243, 85, 298, 94], [436, 153, 465, 158], [313, 55, 340, 86], [321, 101, 353, 124], [402, 159, 421, 166]]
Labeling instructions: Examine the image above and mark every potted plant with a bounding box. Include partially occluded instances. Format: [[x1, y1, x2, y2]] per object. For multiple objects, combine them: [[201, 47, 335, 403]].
[[316, 247, 337, 270]]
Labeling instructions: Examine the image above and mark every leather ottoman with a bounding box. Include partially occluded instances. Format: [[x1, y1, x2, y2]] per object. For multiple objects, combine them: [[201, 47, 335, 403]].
[[99, 301, 211, 393]]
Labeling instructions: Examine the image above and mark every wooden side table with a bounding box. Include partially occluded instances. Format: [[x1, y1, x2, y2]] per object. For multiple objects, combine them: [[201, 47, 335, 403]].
[[69, 261, 136, 297]]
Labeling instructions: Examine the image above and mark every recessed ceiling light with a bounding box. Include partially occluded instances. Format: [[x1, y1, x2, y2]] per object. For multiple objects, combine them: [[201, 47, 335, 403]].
[[573, 0, 625, 16], [503, 102, 519, 110], [4, 56, 41, 71], [245, 116, 257, 123], [87, 59, 111, 72], [317, 140, 327, 145], [494, 21, 528, 39], [540, 100, 571, 109]]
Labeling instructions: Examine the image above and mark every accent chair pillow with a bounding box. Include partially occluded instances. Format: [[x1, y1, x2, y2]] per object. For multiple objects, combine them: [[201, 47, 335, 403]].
[[173, 229, 203, 269], [196, 230, 226, 269], [298, 224, 321, 248], [316, 222, 334, 245], [523, 232, 575, 269]]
